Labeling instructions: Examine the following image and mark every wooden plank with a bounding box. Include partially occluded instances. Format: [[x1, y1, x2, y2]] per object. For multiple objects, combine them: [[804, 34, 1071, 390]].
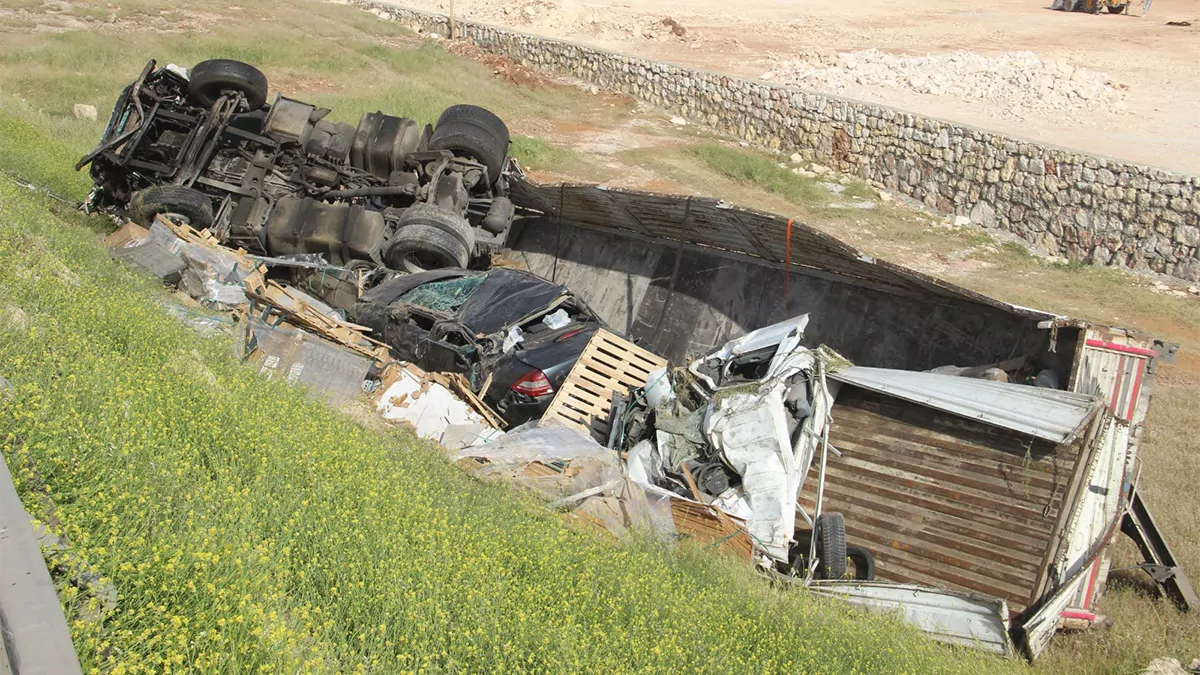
[[543, 329, 668, 441]]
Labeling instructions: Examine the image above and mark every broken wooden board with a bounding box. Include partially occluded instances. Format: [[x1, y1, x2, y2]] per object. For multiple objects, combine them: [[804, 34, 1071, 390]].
[[669, 499, 755, 561], [248, 280, 390, 365], [542, 329, 667, 441]]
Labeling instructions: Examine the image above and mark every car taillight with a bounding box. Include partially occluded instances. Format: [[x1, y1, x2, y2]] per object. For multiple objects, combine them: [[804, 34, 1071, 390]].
[[511, 369, 553, 397], [554, 328, 586, 343]]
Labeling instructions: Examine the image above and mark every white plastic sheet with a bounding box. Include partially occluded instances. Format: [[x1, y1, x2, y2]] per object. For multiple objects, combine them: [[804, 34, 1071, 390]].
[[378, 367, 485, 439]]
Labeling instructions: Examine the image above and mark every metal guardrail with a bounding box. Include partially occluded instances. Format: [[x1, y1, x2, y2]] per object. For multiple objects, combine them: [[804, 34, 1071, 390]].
[[0, 454, 83, 675]]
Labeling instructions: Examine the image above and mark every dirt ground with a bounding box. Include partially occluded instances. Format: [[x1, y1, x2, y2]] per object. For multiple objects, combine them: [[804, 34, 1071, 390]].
[[389, 0, 1200, 174]]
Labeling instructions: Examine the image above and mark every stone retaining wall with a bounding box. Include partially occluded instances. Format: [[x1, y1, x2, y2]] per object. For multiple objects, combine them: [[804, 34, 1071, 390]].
[[358, 2, 1200, 281]]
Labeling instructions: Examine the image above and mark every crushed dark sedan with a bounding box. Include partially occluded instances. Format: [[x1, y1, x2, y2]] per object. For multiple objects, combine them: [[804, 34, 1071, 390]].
[[353, 267, 604, 425]]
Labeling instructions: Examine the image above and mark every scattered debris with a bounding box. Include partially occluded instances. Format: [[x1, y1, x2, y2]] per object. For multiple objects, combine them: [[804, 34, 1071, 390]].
[[377, 362, 489, 439], [661, 17, 687, 37], [80, 56, 1192, 666], [541, 328, 667, 441], [1143, 657, 1190, 675], [669, 116, 688, 126], [759, 49, 1126, 118]]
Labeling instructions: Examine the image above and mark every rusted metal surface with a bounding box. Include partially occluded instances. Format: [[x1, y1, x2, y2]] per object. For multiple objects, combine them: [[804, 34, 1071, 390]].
[[799, 386, 1086, 614]]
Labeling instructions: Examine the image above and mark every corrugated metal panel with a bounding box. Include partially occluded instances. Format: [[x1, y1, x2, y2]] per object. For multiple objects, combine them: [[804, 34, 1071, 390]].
[[799, 386, 1084, 613], [509, 176, 1057, 319], [830, 367, 1100, 443], [1072, 339, 1149, 423], [808, 582, 1014, 655]]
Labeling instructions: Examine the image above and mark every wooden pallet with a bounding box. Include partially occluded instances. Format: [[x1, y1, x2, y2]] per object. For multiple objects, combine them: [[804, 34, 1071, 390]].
[[542, 329, 667, 441]]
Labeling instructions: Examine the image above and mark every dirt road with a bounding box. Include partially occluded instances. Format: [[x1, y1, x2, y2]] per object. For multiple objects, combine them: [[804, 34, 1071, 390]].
[[388, 0, 1200, 174]]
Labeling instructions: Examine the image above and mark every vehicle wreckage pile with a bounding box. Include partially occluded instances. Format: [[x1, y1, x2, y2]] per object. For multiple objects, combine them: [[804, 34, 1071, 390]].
[[84, 58, 1194, 663]]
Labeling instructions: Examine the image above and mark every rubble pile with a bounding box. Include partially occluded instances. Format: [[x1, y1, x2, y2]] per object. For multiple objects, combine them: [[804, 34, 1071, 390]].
[[408, 0, 690, 42], [760, 49, 1126, 116]]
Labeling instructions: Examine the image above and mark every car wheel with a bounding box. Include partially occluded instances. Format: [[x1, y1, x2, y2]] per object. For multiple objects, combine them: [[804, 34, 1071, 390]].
[[129, 186, 215, 229], [427, 104, 510, 187], [189, 59, 269, 110], [814, 512, 847, 580], [385, 205, 475, 272]]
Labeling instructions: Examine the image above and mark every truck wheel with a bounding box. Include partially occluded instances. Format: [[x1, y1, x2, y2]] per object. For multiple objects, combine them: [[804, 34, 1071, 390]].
[[815, 512, 847, 580], [428, 104, 510, 187], [384, 205, 475, 272], [189, 59, 269, 110], [846, 545, 875, 581], [129, 186, 214, 228]]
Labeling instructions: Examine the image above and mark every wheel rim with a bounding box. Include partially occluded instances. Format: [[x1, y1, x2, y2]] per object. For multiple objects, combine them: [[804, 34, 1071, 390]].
[[401, 249, 450, 273], [160, 211, 192, 226]]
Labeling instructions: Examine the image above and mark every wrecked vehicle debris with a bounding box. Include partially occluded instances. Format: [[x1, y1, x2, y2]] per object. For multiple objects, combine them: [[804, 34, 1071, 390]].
[[79, 58, 515, 276], [612, 316, 844, 575], [353, 267, 606, 426], [88, 108, 1192, 661]]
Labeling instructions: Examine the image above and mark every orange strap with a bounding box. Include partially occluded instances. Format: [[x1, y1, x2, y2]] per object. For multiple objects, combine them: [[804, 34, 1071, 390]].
[[784, 219, 793, 315]]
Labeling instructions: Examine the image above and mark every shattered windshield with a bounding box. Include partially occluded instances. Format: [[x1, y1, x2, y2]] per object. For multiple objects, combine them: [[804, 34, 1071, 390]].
[[398, 274, 486, 313]]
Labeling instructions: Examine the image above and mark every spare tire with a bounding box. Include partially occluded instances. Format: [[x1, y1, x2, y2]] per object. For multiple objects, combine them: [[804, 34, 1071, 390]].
[[428, 104, 510, 187], [384, 204, 475, 272], [846, 545, 876, 581], [129, 186, 214, 228], [189, 59, 269, 110], [814, 512, 847, 580]]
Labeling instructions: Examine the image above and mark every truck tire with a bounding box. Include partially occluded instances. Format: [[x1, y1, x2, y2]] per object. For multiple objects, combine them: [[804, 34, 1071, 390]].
[[384, 205, 475, 272], [428, 104, 510, 187], [846, 545, 876, 581], [189, 59, 269, 110], [815, 512, 847, 580], [129, 186, 214, 228]]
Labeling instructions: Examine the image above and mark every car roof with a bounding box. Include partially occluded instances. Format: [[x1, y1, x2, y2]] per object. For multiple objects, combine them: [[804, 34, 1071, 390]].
[[457, 268, 567, 335]]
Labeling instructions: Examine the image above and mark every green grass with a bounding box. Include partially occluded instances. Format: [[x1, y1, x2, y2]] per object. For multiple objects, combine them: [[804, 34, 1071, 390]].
[[688, 143, 832, 204], [509, 135, 582, 173], [0, 110, 94, 200], [0, 177, 1010, 673]]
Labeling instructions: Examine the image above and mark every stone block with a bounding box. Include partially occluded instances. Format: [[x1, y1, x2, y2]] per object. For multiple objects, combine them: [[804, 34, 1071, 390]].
[[1175, 225, 1200, 247]]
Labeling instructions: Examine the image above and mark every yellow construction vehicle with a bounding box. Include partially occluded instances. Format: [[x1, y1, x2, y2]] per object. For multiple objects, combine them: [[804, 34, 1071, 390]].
[[1051, 0, 1152, 14]]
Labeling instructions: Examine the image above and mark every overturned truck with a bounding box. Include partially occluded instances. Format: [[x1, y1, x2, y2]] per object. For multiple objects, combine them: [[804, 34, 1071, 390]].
[[78, 58, 516, 278], [501, 177, 1194, 659]]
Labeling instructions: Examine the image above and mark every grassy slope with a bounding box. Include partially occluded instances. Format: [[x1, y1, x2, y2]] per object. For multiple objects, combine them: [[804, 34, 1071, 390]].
[[0, 1, 1010, 673], [0, 161, 1000, 675]]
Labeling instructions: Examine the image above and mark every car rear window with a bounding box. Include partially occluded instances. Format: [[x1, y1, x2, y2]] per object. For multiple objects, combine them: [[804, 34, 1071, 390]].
[[399, 274, 486, 313]]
